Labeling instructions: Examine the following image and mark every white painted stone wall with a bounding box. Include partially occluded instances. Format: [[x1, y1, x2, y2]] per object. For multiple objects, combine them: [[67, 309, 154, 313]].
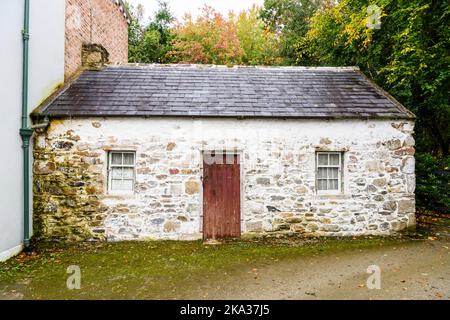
[[0, 0, 65, 260], [34, 117, 416, 241]]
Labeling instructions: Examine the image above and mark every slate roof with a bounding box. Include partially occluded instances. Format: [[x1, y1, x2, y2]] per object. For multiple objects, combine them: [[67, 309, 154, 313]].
[[38, 65, 414, 119]]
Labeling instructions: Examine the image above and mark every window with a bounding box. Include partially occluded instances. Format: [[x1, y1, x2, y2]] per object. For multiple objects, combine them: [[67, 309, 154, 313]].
[[108, 151, 136, 192], [316, 152, 342, 192]]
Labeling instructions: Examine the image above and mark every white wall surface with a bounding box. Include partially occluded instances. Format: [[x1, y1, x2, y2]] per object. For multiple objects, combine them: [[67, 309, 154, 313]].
[[0, 0, 65, 260], [37, 117, 415, 240], [29, 1, 66, 110], [0, 0, 24, 259]]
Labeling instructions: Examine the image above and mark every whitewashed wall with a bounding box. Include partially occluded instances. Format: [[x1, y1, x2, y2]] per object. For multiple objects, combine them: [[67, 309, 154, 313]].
[[0, 1, 65, 261], [34, 117, 416, 241], [28, 2, 66, 109]]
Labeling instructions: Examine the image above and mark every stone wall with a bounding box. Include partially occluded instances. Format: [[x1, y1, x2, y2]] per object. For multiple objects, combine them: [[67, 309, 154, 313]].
[[65, 0, 128, 79], [33, 118, 416, 241]]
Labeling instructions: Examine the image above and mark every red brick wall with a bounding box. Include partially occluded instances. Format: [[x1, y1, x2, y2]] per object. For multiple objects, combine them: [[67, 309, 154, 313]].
[[65, 0, 128, 79]]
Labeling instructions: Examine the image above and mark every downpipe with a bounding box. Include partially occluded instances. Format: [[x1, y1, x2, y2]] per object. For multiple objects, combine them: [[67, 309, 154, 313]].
[[20, 0, 32, 250]]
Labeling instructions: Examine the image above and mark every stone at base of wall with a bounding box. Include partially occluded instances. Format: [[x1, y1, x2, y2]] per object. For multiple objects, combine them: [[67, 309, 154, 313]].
[[0, 244, 23, 262], [241, 230, 409, 239]]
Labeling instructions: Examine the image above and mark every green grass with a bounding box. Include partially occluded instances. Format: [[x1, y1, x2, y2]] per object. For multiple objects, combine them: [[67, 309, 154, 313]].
[[0, 236, 414, 299]]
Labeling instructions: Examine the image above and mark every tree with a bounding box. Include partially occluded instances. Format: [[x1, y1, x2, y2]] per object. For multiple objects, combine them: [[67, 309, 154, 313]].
[[127, 2, 145, 62], [167, 5, 283, 66], [235, 5, 283, 65], [168, 6, 243, 64], [260, 0, 321, 63], [304, 0, 450, 157], [127, 0, 175, 63], [167, 6, 244, 65], [295, 0, 450, 211], [147, 0, 174, 61]]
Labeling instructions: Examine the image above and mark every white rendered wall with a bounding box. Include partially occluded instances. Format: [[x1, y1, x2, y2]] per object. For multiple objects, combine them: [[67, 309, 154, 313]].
[[34, 117, 416, 241], [28, 1, 66, 110], [0, 1, 65, 261]]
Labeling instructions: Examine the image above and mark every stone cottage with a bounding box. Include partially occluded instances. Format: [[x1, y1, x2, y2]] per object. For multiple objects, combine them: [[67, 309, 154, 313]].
[[31, 64, 416, 241]]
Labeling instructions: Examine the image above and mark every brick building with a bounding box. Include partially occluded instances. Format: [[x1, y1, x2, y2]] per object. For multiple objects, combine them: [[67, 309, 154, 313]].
[[65, 0, 129, 78]]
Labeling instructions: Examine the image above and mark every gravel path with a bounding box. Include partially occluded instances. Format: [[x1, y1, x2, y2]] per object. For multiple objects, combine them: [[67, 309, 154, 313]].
[[190, 239, 450, 300]]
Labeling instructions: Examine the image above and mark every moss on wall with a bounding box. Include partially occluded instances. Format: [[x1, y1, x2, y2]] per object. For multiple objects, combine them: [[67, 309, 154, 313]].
[[33, 129, 107, 241]]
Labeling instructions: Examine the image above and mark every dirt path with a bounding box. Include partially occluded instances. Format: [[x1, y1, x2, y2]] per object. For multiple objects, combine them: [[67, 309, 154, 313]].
[[187, 240, 450, 300]]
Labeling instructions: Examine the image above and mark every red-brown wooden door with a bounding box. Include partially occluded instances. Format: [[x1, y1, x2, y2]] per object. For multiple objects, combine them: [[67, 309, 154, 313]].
[[203, 154, 241, 239]]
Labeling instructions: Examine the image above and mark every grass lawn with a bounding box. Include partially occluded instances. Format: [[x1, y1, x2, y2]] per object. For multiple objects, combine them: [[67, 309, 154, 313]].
[[0, 236, 414, 299]]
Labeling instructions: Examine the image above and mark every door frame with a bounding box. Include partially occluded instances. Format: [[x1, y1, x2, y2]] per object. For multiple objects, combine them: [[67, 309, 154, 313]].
[[199, 149, 244, 237]]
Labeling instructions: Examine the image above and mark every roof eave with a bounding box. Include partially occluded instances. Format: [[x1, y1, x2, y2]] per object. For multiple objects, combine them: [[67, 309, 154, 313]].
[[356, 70, 416, 120], [39, 113, 414, 121], [30, 70, 84, 120]]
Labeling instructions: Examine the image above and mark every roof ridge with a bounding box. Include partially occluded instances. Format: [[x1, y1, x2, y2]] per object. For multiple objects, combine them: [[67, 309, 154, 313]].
[[106, 63, 360, 72]]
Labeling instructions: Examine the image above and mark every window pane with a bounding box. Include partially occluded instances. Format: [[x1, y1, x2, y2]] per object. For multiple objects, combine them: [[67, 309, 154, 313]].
[[318, 154, 328, 166], [333, 179, 339, 189], [330, 153, 340, 166], [111, 153, 122, 165], [318, 168, 327, 179], [330, 168, 339, 179], [317, 179, 327, 190], [328, 179, 339, 190], [111, 179, 123, 190], [123, 153, 135, 165], [122, 168, 134, 179], [111, 167, 122, 179], [122, 179, 134, 191], [316, 152, 342, 192], [109, 152, 136, 192]]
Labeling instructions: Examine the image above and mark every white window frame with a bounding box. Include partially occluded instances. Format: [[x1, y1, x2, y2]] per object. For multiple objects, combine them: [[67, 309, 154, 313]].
[[316, 152, 343, 194], [107, 151, 136, 194]]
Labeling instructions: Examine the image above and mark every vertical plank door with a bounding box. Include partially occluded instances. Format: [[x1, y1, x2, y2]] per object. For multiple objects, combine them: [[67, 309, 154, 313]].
[[203, 154, 240, 239]]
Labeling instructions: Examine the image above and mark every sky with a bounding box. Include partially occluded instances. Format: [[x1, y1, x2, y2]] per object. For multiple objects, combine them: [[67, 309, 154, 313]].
[[128, 0, 264, 21]]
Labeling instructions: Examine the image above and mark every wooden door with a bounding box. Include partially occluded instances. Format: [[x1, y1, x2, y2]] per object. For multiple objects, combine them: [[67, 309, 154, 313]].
[[203, 154, 240, 239]]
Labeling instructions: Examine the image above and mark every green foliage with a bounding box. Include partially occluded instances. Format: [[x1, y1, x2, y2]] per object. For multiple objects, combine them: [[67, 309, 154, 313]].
[[260, 0, 321, 63], [302, 0, 450, 157], [166, 6, 283, 65], [236, 6, 284, 65], [376, 1, 450, 157], [127, 2, 284, 65], [415, 153, 450, 212], [127, 2, 144, 61], [166, 6, 244, 65], [277, 0, 449, 211], [127, 0, 174, 63]]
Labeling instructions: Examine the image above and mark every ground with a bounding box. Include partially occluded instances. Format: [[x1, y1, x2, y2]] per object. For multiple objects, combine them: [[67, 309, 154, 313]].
[[0, 236, 448, 300]]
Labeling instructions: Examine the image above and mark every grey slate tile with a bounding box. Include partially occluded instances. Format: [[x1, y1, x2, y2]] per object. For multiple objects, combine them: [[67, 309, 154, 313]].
[[40, 65, 414, 119]]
